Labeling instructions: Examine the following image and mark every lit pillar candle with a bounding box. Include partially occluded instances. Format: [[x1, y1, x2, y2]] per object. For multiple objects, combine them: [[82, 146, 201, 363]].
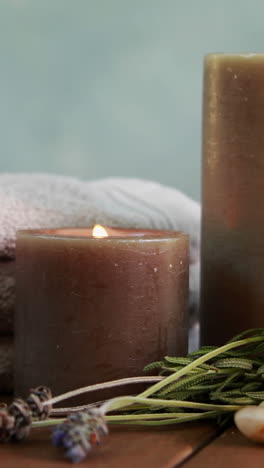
[[15, 226, 189, 401], [201, 54, 264, 345]]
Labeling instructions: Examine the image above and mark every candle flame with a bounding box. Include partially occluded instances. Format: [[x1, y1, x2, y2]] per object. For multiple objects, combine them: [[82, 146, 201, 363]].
[[92, 224, 108, 238]]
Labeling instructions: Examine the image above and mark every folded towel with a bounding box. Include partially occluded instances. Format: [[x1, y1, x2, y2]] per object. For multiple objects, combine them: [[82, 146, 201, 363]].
[[0, 173, 200, 262], [0, 337, 13, 393]]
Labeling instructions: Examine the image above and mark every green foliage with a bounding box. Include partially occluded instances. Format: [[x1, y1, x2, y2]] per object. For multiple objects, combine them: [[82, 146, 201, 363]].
[[139, 328, 264, 425], [38, 329, 264, 429]]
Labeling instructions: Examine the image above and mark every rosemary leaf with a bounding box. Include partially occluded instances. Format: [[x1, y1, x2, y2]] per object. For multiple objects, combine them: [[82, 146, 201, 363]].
[[213, 358, 253, 371]]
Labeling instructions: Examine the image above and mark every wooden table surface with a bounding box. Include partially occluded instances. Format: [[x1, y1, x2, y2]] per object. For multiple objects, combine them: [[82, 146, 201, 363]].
[[1, 419, 263, 467]]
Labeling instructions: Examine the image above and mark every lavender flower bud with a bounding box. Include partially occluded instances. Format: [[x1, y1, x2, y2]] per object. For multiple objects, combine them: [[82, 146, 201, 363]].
[[52, 409, 108, 463]]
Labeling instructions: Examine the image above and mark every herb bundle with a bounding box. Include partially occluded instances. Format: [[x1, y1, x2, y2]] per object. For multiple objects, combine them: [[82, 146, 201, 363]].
[[2, 328, 264, 462], [99, 328, 264, 427]]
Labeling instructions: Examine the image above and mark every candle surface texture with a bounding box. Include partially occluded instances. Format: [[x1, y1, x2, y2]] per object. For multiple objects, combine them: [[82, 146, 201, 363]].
[[201, 53, 264, 345], [15, 227, 189, 401]]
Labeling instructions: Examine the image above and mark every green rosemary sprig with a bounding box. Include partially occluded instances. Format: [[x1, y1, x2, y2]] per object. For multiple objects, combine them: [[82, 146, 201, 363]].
[[33, 328, 264, 429], [28, 329, 264, 462], [139, 328, 264, 415]]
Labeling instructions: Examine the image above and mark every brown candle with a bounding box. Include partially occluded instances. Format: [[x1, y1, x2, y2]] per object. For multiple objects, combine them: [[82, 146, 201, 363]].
[[201, 53, 264, 345], [15, 227, 189, 402]]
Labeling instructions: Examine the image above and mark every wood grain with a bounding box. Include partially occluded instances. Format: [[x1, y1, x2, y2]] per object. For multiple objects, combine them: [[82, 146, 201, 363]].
[[0, 423, 220, 468], [185, 426, 264, 468]]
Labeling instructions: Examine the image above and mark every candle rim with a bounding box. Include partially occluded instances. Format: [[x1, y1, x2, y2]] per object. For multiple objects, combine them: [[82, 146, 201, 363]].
[[205, 52, 264, 61], [16, 227, 189, 243]]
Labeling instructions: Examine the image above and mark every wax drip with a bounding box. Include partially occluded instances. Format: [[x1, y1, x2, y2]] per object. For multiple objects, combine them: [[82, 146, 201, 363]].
[[0, 386, 52, 441]]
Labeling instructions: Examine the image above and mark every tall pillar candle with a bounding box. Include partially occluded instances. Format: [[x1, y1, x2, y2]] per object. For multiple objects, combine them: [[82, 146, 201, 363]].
[[15, 227, 189, 401], [201, 54, 264, 345]]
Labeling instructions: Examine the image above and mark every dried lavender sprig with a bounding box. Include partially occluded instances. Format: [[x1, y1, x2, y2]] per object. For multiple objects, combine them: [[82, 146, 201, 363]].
[[34, 396, 240, 430], [52, 409, 108, 463], [45, 376, 163, 410], [0, 386, 52, 442], [50, 408, 220, 463], [33, 412, 209, 428]]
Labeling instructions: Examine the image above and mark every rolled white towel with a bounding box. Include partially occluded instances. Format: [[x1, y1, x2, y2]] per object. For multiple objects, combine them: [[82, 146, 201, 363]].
[[0, 173, 200, 260]]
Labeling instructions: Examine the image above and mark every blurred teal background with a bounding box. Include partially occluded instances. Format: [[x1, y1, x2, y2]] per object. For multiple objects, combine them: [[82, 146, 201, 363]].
[[0, 0, 263, 200]]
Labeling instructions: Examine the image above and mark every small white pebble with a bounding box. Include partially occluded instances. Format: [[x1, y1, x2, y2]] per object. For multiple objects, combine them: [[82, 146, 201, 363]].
[[153, 267, 158, 273], [169, 264, 173, 269], [234, 406, 264, 443], [180, 261, 183, 265], [114, 263, 118, 267]]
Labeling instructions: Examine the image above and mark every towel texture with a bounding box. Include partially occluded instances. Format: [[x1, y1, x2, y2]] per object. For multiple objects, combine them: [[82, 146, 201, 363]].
[[0, 173, 200, 391], [0, 173, 200, 261]]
